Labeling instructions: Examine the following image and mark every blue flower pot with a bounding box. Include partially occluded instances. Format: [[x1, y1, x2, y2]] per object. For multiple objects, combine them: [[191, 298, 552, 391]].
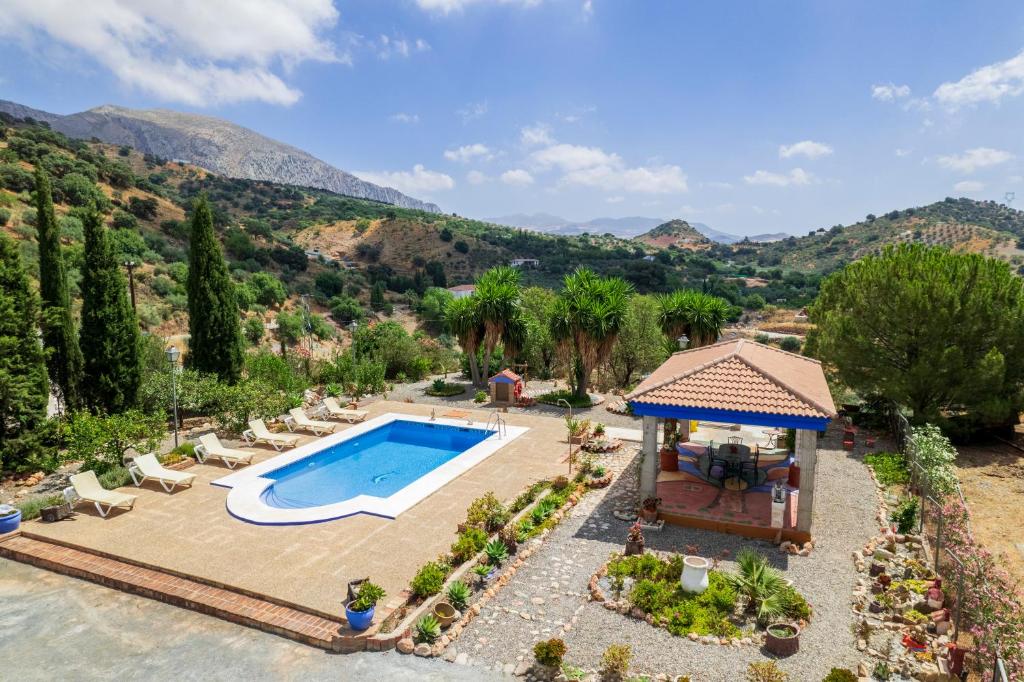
[[345, 602, 375, 631], [0, 509, 21, 535]]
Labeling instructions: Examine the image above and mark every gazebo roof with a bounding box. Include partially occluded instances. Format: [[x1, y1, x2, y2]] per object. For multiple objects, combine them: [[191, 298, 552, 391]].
[[626, 339, 836, 428], [489, 369, 522, 384]]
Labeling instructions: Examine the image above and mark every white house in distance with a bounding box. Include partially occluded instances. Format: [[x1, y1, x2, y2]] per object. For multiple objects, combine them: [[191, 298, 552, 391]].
[[448, 284, 476, 299], [509, 258, 539, 268]]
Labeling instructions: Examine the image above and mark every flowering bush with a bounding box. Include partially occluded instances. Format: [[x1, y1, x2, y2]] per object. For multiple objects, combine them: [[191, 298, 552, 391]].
[[908, 425, 959, 497]]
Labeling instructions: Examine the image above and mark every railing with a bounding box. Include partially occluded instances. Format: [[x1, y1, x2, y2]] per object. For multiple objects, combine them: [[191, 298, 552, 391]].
[[485, 412, 507, 439]]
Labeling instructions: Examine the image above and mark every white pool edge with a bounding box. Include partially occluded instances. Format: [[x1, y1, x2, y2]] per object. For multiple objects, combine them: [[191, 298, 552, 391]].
[[213, 412, 528, 525]]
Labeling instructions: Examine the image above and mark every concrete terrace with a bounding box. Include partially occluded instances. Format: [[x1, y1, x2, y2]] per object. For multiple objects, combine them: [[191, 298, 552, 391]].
[[22, 401, 571, 617]]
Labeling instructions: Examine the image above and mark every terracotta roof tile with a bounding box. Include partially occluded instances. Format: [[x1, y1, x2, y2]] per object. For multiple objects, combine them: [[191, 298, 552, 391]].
[[489, 369, 521, 383], [626, 339, 836, 419]]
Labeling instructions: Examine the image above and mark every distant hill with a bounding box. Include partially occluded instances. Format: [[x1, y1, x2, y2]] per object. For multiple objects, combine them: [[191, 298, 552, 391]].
[[635, 219, 712, 250], [0, 100, 441, 213], [739, 198, 1024, 273], [490, 213, 745, 242], [691, 222, 742, 244], [747, 232, 790, 243]]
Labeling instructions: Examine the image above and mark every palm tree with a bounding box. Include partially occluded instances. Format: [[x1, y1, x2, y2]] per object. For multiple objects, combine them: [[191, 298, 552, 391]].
[[444, 295, 484, 386], [657, 290, 730, 349], [550, 268, 633, 400], [474, 266, 522, 385]]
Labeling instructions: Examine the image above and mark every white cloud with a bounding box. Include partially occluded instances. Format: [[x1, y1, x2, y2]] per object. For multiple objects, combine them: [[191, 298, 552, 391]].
[[936, 147, 1014, 174], [605, 195, 624, 204], [457, 100, 489, 123], [934, 50, 1024, 108], [582, 1, 593, 19], [354, 164, 455, 194], [743, 168, 814, 187], [871, 83, 911, 101], [895, 148, 911, 157], [530, 143, 620, 171], [443, 143, 493, 163], [466, 170, 489, 185], [520, 124, 554, 147], [954, 180, 985, 193], [778, 140, 833, 160], [415, 0, 541, 14], [390, 112, 420, 124], [0, 0, 340, 106], [500, 169, 534, 186], [375, 34, 430, 60], [529, 142, 687, 194]]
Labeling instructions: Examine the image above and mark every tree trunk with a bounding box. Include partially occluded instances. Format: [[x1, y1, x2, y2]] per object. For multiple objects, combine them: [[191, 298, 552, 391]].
[[467, 349, 481, 387], [574, 362, 590, 400], [479, 345, 493, 387]]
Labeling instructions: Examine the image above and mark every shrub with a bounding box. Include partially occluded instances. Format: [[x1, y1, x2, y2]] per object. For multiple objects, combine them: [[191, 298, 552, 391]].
[[410, 560, 449, 598], [97, 466, 132, 490], [446, 580, 471, 611], [600, 644, 631, 680], [537, 389, 593, 408], [450, 527, 488, 563], [890, 497, 919, 534], [350, 581, 385, 612], [909, 425, 959, 497], [551, 475, 570, 492], [779, 336, 801, 353], [747, 661, 788, 682], [15, 494, 65, 521], [822, 670, 857, 682], [413, 615, 441, 644], [533, 638, 566, 667], [864, 451, 910, 486], [510, 481, 550, 513], [474, 390, 488, 403], [465, 491, 508, 531], [65, 410, 166, 475], [726, 549, 805, 624]]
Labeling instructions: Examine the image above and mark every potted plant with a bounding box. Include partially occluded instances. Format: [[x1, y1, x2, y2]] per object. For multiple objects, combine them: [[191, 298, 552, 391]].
[[593, 423, 606, 438], [624, 522, 644, 556], [660, 430, 680, 471], [764, 622, 800, 656], [639, 496, 661, 523], [0, 505, 21, 534], [345, 581, 385, 631]]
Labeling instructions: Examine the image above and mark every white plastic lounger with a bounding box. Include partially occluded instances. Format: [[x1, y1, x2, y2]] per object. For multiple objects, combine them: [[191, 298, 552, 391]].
[[127, 453, 196, 492], [321, 397, 369, 423], [195, 434, 254, 469], [243, 419, 300, 451], [285, 408, 337, 436], [67, 470, 137, 518]]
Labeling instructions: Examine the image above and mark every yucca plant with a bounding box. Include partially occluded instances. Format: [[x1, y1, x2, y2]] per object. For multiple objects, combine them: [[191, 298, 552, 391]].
[[414, 614, 441, 644], [446, 580, 471, 611], [485, 538, 509, 566], [726, 549, 789, 624]]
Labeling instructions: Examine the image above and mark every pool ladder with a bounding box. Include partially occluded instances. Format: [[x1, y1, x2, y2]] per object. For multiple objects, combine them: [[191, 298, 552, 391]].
[[486, 412, 507, 439]]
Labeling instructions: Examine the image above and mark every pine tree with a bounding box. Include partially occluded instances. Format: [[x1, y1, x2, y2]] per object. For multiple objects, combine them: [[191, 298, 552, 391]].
[[34, 167, 84, 410], [79, 208, 141, 413], [186, 195, 243, 383], [0, 233, 50, 466]]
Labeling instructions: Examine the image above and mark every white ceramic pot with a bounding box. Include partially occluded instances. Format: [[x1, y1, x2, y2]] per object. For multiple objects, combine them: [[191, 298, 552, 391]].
[[680, 555, 710, 593]]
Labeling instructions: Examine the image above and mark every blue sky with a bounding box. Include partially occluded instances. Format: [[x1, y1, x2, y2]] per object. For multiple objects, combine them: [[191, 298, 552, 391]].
[[2, 1, 1024, 236]]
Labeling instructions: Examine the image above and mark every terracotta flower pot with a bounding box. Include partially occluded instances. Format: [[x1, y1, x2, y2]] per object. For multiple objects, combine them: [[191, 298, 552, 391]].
[[624, 540, 644, 556], [659, 447, 679, 472], [765, 622, 800, 656]]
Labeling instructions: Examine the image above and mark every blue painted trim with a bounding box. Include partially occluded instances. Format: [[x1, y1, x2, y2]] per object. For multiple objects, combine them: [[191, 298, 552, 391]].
[[628, 402, 830, 430], [489, 376, 518, 384]]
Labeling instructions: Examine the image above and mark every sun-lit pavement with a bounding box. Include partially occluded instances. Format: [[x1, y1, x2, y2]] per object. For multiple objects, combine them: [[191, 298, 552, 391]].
[[0, 558, 501, 682]]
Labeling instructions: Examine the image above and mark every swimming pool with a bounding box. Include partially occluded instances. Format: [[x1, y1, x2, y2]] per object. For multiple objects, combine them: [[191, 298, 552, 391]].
[[214, 413, 528, 525]]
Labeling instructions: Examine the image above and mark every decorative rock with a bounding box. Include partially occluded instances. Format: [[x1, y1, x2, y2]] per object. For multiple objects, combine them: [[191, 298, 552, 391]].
[[397, 638, 415, 654], [514, 661, 532, 676], [440, 635, 451, 648], [431, 643, 444, 657], [455, 652, 469, 665], [630, 607, 646, 619], [688, 633, 699, 641], [414, 643, 432, 657], [443, 648, 458, 663]]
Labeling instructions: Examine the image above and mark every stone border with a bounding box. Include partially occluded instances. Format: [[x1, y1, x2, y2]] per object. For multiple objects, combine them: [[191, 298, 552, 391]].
[[587, 556, 763, 648]]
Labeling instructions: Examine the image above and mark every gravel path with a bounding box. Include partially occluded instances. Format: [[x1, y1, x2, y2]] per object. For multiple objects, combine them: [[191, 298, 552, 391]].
[[455, 424, 877, 680]]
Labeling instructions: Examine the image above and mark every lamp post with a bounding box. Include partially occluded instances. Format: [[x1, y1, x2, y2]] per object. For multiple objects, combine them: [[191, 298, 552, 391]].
[[677, 334, 690, 350], [124, 260, 137, 313], [166, 345, 180, 448]]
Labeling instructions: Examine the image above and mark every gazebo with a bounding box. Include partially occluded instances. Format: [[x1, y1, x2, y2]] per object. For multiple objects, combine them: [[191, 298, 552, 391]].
[[489, 369, 523, 406], [627, 339, 836, 542]]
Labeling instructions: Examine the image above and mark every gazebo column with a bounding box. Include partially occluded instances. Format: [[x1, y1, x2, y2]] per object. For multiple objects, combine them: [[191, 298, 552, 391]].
[[795, 428, 818, 534], [640, 415, 660, 499]]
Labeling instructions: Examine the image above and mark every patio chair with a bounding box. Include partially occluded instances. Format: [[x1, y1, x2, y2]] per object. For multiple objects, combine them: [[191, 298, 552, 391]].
[[67, 470, 137, 518], [321, 397, 369, 423], [285, 408, 337, 436], [127, 453, 197, 492], [195, 434, 254, 469], [243, 420, 300, 451], [727, 435, 744, 445], [740, 446, 761, 485]]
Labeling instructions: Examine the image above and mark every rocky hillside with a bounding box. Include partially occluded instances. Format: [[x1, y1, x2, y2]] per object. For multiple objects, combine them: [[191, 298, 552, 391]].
[[635, 219, 712, 250], [0, 100, 441, 213]]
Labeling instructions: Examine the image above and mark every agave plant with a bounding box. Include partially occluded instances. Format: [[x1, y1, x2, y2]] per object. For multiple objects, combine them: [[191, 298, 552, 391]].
[[485, 538, 509, 566], [414, 614, 441, 644], [446, 580, 471, 611]]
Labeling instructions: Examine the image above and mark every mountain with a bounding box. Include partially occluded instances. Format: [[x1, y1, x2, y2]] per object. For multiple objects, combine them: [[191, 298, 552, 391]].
[[746, 232, 789, 243], [489, 212, 572, 231], [635, 219, 712, 250], [738, 198, 1024, 273], [0, 100, 441, 213], [489, 213, 745, 242], [691, 222, 742, 244]]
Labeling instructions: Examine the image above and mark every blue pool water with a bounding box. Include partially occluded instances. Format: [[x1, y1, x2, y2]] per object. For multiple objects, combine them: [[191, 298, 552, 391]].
[[260, 420, 494, 509]]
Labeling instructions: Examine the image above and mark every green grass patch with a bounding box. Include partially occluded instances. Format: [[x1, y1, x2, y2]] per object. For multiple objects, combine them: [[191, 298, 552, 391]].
[[864, 451, 910, 486], [537, 389, 592, 408], [426, 380, 466, 397]]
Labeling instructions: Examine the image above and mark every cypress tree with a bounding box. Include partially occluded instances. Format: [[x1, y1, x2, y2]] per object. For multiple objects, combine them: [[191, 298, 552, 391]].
[[0, 233, 50, 466], [34, 167, 84, 410], [186, 195, 243, 383], [79, 207, 141, 413]]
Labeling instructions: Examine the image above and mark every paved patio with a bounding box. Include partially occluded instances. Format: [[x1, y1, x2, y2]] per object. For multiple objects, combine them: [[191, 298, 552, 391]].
[[23, 402, 570, 618]]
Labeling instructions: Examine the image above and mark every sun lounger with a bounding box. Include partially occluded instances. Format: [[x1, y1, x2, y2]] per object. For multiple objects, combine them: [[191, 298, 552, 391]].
[[285, 408, 337, 436], [127, 453, 197, 492], [321, 397, 368, 423], [67, 470, 137, 518], [243, 419, 300, 451], [195, 434, 254, 469]]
